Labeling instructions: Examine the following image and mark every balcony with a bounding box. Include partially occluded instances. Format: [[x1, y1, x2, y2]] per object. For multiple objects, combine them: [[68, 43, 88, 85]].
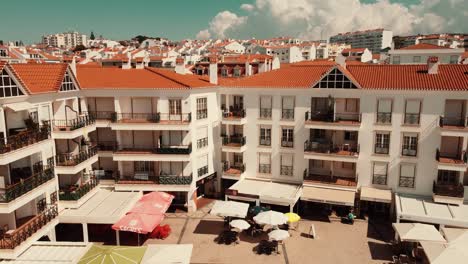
[[221, 107, 246, 125], [305, 111, 361, 130], [115, 173, 193, 192], [59, 178, 99, 201], [259, 108, 272, 119], [0, 126, 51, 165], [52, 114, 96, 132], [372, 174, 388, 185], [282, 109, 294, 120], [439, 116, 468, 132], [432, 181, 464, 205], [376, 112, 392, 125], [55, 147, 98, 174], [0, 204, 58, 250], [436, 149, 467, 171], [0, 167, 54, 204], [222, 161, 245, 178], [110, 113, 191, 130], [304, 141, 359, 162], [303, 169, 357, 189]]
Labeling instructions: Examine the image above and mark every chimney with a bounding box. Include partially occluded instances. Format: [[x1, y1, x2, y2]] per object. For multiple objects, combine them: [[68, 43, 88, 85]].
[[427, 56, 439, 74], [335, 54, 346, 69], [122, 52, 132, 70], [175, 57, 186, 75], [259, 59, 267, 73], [70, 56, 77, 77], [209, 56, 218, 85]]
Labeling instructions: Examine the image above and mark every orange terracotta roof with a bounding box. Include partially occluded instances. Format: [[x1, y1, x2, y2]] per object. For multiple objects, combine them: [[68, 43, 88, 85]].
[[8, 63, 69, 94], [399, 43, 452, 50], [461, 52, 468, 60], [77, 66, 213, 89], [0, 61, 6, 71], [347, 64, 468, 90]]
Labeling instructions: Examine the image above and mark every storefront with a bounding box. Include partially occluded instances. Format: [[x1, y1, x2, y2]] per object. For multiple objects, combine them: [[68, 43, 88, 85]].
[[196, 173, 217, 199], [359, 187, 392, 219]]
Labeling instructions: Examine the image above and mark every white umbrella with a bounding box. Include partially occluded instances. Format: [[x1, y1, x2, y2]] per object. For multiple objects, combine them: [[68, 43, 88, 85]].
[[268, 229, 290, 241], [210, 200, 250, 218], [230, 219, 250, 231], [254, 211, 288, 226]]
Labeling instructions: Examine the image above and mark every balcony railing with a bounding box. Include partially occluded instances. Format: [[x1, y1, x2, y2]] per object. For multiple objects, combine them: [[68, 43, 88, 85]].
[[258, 164, 271, 174], [222, 136, 246, 146], [0, 204, 58, 249], [117, 173, 193, 185], [376, 112, 392, 124], [198, 166, 208, 177], [259, 137, 271, 146], [52, 114, 95, 131], [159, 113, 191, 123], [0, 126, 50, 154], [304, 140, 359, 155], [259, 108, 272, 119], [0, 167, 54, 203], [94, 141, 118, 152], [196, 110, 208, 120], [112, 113, 191, 123], [59, 178, 98, 201], [282, 109, 294, 120], [399, 176, 415, 188], [55, 147, 98, 166], [197, 137, 208, 149], [433, 181, 464, 198], [436, 148, 467, 164], [281, 140, 294, 148], [372, 174, 387, 185], [403, 113, 420, 125], [84, 111, 115, 121], [439, 116, 468, 128], [374, 144, 389, 154], [305, 111, 361, 123], [402, 146, 417, 157], [222, 161, 245, 174], [280, 166, 293, 176], [303, 169, 357, 187], [222, 108, 246, 119], [115, 144, 192, 155]]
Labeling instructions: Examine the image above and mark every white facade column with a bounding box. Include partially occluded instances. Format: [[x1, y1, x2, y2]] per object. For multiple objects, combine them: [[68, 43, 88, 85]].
[[116, 230, 120, 246], [82, 223, 89, 243], [49, 228, 56, 242]]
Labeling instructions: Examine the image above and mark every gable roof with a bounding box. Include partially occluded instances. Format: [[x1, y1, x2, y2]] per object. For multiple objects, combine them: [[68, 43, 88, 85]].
[[7, 63, 70, 94]]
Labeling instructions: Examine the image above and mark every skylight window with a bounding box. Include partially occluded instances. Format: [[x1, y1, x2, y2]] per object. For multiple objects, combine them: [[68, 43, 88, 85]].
[[313, 68, 358, 89], [0, 69, 24, 97], [60, 71, 77, 91]]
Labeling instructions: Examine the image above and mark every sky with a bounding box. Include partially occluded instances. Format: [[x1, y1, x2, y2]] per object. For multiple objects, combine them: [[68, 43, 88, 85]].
[[0, 0, 466, 43]]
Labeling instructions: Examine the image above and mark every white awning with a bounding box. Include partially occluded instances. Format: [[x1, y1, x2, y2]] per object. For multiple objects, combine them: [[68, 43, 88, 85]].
[[301, 186, 355, 206], [3, 101, 34, 112], [421, 231, 468, 264], [210, 200, 249, 218], [393, 223, 446, 243], [360, 187, 392, 203], [142, 244, 193, 264], [0, 242, 90, 263]]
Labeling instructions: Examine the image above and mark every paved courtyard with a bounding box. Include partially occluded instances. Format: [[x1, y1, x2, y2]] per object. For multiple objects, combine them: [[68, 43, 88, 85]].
[[144, 200, 394, 264]]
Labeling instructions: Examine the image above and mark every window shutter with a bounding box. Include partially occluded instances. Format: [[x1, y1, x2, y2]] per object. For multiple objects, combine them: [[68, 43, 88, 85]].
[[197, 127, 208, 139], [260, 96, 272, 108], [400, 164, 415, 177], [259, 153, 270, 164], [281, 154, 293, 166], [405, 100, 420, 114], [378, 99, 392, 113], [283, 96, 294, 109], [373, 163, 387, 175]]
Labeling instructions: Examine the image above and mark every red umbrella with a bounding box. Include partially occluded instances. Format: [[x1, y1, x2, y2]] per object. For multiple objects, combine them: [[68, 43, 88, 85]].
[[112, 213, 164, 234], [139, 192, 174, 203], [129, 199, 171, 215]]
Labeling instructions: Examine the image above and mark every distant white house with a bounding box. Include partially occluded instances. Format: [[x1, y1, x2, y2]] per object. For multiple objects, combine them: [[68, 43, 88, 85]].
[[388, 43, 464, 64]]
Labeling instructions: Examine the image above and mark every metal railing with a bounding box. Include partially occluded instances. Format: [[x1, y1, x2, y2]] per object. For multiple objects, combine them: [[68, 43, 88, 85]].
[[433, 181, 464, 198], [399, 176, 415, 188], [117, 173, 193, 185], [403, 113, 420, 125], [59, 178, 98, 201], [222, 136, 246, 146], [436, 148, 467, 163], [259, 137, 271, 146], [303, 169, 358, 187], [115, 144, 192, 155], [159, 113, 191, 122], [372, 174, 387, 185], [280, 166, 293, 176], [0, 204, 58, 249], [55, 147, 98, 166], [84, 111, 115, 121], [259, 108, 272, 119], [196, 110, 208, 120], [439, 116, 468, 127], [94, 141, 118, 152], [304, 140, 359, 155], [402, 145, 417, 157], [112, 113, 191, 123], [0, 167, 54, 203], [376, 112, 392, 124], [197, 137, 208, 149], [305, 111, 361, 123], [258, 164, 271, 174], [52, 114, 95, 131], [0, 126, 50, 154], [198, 166, 208, 177], [281, 140, 294, 148], [223, 161, 245, 174], [222, 108, 246, 119], [374, 144, 389, 154], [282, 109, 294, 120]]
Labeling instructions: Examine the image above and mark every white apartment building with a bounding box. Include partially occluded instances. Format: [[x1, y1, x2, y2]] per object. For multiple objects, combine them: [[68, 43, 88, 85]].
[[330, 29, 393, 54], [42, 32, 87, 49], [388, 43, 464, 65], [0, 56, 468, 258]]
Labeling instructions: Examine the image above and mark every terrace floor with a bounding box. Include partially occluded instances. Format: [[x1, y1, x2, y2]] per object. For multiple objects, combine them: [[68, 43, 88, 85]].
[[438, 156, 465, 165]]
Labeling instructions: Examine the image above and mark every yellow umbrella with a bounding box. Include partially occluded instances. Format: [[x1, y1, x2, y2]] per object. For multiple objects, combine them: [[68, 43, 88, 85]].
[[285, 212, 300, 223]]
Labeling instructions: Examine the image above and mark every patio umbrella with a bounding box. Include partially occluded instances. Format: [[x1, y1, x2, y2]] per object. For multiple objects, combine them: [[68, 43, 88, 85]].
[[230, 219, 251, 231], [268, 229, 290, 241], [112, 213, 164, 234], [392, 223, 446, 243], [254, 211, 288, 226], [249, 206, 270, 216], [210, 200, 250, 218], [78, 245, 147, 264], [139, 192, 174, 203], [284, 212, 300, 223], [421, 233, 468, 264], [129, 199, 171, 216]]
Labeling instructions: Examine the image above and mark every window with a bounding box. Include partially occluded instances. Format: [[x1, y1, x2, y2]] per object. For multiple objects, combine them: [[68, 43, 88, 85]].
[[169, 99, 182, 115], [375, 132, 390, 154], [311, 159, 323, 168], [402, 133, 418, 156], [233, 96, 244, 109], [0, 69, 24, 98], [376, 99, 392, 124], [413, 56, 421, 63], [280, 154, 294, 176], [282, 96, 295, 120], [437, 170, 458, 185], [134, 161, 154, 178], [399, 163, 416, 188], [342, 162, 355, 170], [233, 67, 241, 77], [372, 162, 388, 185], [221, 68, 228, 77], [60, 72, 77, 91], [259, 96, 272, 119], [404, 100, 421, 125], [313, 68, 358, 89], [197, 154, 208, 177], [234, 153, 243, 165], [196, 97, 208, 119], [345, 99, 358, 112], [196, 127, 208, 149], [259, 126, 271, 146], [281, 128, 294, 148], [258, 153, 271, 174], [344, 131, 357, 141], [311, 129, 325, 139], [393, 56, 400, 64], [449, 55, 459, 64]]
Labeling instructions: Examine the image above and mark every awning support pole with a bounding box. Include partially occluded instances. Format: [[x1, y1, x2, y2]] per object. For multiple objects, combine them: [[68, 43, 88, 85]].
[[82, 223, 89, 243], [116, 230, 120, 246]]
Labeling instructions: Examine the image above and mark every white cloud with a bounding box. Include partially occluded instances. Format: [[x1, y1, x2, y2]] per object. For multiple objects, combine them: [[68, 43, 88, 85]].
[[240, 3, 255, 12], [195, 0, 467, 39], [196, 29, 211, 40]]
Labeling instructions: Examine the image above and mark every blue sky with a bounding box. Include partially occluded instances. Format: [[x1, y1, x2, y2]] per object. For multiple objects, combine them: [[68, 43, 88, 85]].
[[0, 0, 465, 43]]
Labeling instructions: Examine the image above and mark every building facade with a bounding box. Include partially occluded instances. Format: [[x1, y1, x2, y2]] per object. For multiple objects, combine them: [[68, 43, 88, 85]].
[[330, 29, 393, 54], [42, 32, 87, 49]]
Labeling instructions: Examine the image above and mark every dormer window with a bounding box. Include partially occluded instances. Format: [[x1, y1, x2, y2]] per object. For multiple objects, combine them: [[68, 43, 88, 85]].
[[221, 68, 228, 77], [233, 68, 241, 77], [313, 68, 358, 89], [0, 69, 24, 97], [60, 71, 77, 91]]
